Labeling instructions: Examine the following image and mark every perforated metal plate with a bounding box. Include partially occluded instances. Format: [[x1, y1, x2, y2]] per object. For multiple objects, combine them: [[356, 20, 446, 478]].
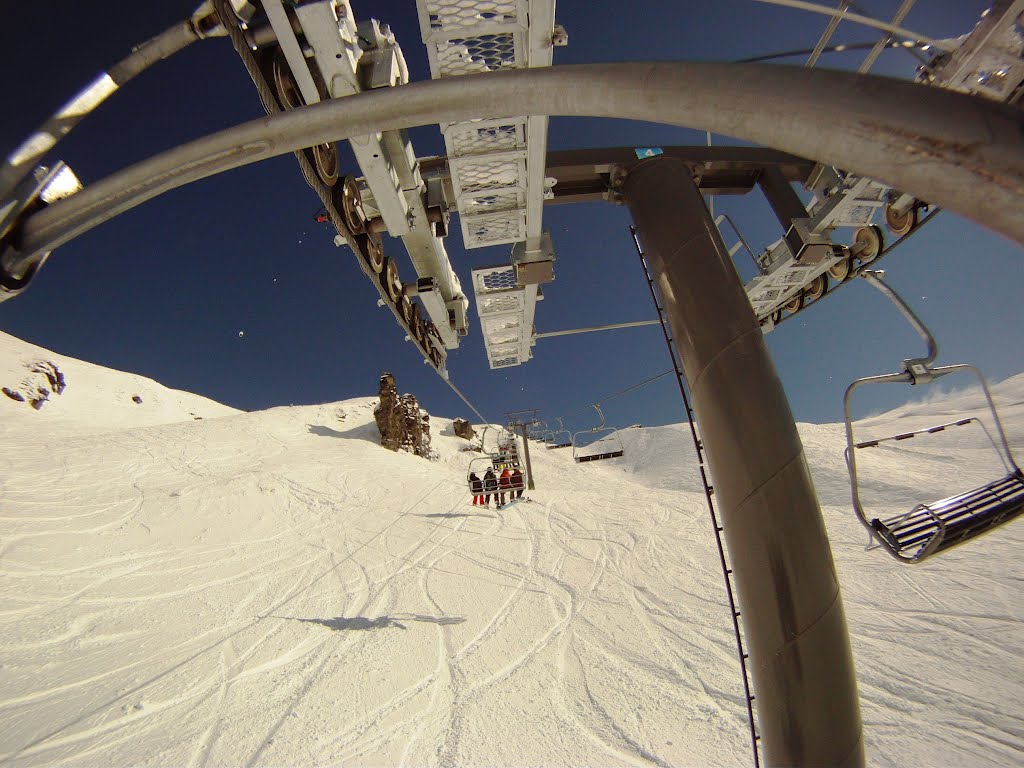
[[444, 120, 526, 155], [416, 1, 557, 368], [472, 264, 531, 367]]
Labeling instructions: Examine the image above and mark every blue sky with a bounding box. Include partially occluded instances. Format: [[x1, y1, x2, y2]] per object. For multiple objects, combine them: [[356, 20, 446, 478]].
[[2, 0, 1019, 435]]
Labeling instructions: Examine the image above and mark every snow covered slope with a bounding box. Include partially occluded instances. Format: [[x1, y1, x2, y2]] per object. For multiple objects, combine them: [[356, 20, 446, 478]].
[[0, 330, 238, 434], [0, 330, 1021, 767]]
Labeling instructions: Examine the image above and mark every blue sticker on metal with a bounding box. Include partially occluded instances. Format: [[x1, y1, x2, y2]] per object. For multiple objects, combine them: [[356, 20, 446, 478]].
[[634, 147, 664, 158]]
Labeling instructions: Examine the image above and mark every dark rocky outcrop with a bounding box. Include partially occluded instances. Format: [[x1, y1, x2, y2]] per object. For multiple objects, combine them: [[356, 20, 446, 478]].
[[2, 361, 65, 410], [453, 418, 475, 440], [374, 372, 433, 458]]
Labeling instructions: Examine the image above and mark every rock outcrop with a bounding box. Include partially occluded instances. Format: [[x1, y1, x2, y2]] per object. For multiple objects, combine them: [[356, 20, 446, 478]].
[[2, 361, 66, 410], [452, 418, 475, 440], [373, 372, 433, 458]]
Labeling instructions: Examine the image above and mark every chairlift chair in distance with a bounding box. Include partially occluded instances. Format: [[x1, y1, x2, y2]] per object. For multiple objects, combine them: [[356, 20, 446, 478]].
[[843, 271, 1024, 563], [572, 404, 625, 463], [493, 428, 521, 470], [547, 417, 572, 449]]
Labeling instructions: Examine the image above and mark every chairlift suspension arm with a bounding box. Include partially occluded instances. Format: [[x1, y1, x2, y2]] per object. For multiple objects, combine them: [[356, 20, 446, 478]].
[[860, 270, 937, 369], [0, 6, 219, 203]]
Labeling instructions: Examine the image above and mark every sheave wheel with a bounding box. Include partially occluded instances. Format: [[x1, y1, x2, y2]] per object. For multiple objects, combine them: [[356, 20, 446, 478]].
[[853, 224, 883, 264], [272, 48, 303, 110], [805, 274, 827, 301], [828, 255, 852, 282], [410, 302, 425, 343], [358, 231, 384, 274], [421, 322, 437, 353], [884, 202, 917, 237], [339, 176, 366, 235], [381, 256, 403, 302], [784, 292, 804, 314], [398, 294, 413, 324], [313, 142, 339, 187]]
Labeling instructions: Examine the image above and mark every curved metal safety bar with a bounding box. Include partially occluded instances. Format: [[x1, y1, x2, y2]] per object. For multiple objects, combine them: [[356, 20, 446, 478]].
[[476, 424, 497, 454], [860, 270, 937, 368], [6, 62, 1024, 279]]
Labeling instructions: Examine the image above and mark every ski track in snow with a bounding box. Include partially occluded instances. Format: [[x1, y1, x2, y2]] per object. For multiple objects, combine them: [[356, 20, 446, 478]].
[[1, 333, 1022, 766]]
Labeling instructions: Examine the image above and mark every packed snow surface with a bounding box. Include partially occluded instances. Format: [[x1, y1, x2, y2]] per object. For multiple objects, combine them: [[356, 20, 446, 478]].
[[1, 330, 1021, 766]]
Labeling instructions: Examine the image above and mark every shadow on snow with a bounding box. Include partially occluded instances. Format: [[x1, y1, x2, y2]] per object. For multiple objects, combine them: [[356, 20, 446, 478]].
[[277, 614, 467, 631]]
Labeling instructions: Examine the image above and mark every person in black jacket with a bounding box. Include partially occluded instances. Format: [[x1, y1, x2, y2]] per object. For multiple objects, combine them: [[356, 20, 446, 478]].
[[469, 472, 484, 506], [511, 467, 525, 499], [483, 468, 498, 508]]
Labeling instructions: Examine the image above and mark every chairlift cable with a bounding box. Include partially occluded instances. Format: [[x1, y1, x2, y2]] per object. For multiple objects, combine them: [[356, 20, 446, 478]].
[[434, 369, 492, 427], [596, 369, 675, 405]]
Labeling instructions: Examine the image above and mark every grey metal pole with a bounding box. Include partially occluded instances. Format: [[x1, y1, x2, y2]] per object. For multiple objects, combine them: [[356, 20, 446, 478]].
[[517, 423, 536, 491], [623, 157, 863, 767], [7, 61, 1024, 276]]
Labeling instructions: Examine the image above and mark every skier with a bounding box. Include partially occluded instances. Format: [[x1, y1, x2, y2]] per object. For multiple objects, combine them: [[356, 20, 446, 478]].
[[498, 468, 512, 507], [511, 467, 525, 500], [483, 468, 498, 508], [469, 471, 484, 506]]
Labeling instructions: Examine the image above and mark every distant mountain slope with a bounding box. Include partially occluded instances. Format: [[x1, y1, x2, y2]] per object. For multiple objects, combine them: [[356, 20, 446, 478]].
[[0, 330, 239, 435]]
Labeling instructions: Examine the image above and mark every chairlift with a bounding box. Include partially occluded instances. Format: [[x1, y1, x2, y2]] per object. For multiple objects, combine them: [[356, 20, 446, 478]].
[[547, 417, 572, 449], [572, 405, 625, 463], [526, 421, 549, 443], [467, 456, 497, 497], [843, 271, 1023, 563], [493, 428, 521, 470]]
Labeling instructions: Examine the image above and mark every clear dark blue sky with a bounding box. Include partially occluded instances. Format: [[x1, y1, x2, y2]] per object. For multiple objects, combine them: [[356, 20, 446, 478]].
[[2, 1, 1018, 435]]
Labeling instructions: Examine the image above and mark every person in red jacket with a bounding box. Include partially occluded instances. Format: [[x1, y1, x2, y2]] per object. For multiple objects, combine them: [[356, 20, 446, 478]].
[[469, 471, 484, 506], [498, 468, 512, 507]]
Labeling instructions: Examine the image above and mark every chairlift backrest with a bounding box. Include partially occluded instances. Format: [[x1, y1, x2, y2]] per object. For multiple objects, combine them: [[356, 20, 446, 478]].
[[843, 272, 1023, 563]]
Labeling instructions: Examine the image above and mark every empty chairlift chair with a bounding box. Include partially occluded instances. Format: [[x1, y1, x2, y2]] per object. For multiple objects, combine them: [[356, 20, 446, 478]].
[[572, 405, 625, 463], [547, 418, 572, 449], [843, 271, 1024, 563]]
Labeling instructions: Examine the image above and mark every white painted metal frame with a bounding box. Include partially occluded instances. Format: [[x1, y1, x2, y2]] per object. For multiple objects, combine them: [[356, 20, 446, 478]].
[[271, 0, 469, 348], [416, 0, 557, 368], [471, 264, 531, 368]]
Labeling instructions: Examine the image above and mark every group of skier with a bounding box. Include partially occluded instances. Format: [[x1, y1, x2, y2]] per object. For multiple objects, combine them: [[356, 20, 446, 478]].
[[469, 467, 525, 508]]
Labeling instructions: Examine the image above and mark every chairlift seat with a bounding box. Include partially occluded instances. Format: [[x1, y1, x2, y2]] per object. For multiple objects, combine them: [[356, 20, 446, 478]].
[[574, 450, 624, 463], [871, 470, 1024, 561], [843, 272, 1023, 563]]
